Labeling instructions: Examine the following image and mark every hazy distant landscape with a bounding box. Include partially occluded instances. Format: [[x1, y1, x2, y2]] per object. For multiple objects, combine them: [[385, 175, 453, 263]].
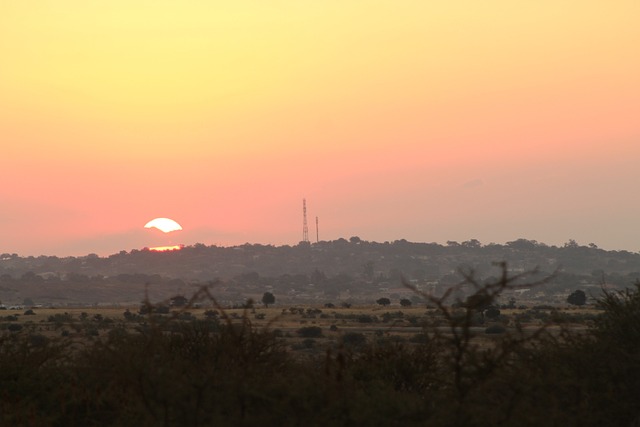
[[2, 238, 639, 307]]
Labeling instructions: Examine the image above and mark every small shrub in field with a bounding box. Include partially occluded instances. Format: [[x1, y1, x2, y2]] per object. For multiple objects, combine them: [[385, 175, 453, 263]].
[[530, 310, 551, 322], [485, 324, 506, 334], [107, 328, 128, 340], [357, 314, 375, 323], [48, 313, 74, 323], [484, 306, 501, 319], [86, 328, 99, 337], [388, 335, 406, 344], [409, 333, 429, 344], [297, 326, 322, 338], [342, 332, 367, 348], [177, 312, 195, 321], [532, 304, 554, 310], [7, 323, 23, 332], [376, 297, 391, 307], [382, 311, 405, 322], [515, 312, 533, 323], [124, 310, 141, 321], [28, 334, 48, 347], [156, 305, 170, 314], [204, 309, 219, 319]]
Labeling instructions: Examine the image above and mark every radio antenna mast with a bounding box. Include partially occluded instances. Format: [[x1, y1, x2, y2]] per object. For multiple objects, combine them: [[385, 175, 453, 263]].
[[302, 198, 309, 243]]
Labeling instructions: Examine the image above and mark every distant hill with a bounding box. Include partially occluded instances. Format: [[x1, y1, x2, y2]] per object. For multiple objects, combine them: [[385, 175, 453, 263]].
[[1, 238, 639, 305], [3, 238, 640, 280]]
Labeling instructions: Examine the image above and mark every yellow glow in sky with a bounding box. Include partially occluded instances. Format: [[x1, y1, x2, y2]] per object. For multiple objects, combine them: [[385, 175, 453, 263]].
[[1, 1, 639, 255]]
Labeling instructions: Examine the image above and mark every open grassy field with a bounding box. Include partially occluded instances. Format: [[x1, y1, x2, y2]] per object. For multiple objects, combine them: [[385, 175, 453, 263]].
[[1, 301, 597, 357]]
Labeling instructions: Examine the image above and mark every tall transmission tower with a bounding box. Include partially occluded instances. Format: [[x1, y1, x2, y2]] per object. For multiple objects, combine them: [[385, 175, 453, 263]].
[[316, 216, 319, 243], [302, 198, 309, 243]]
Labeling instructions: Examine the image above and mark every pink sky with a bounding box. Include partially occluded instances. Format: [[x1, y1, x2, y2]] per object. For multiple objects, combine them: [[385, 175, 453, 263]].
[[1, 1, 639, 256]]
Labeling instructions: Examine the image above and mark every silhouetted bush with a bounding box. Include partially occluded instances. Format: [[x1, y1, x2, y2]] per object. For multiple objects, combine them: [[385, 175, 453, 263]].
[[376, 297, 391, 306], [409, 333, 429, 343], [484, 324, 506, 334], [342, 332, 367, 348], [297, 326, 323, 338], [302, 338, 315, 349], [7, 324, 22, 332], [381, 311, 405, 322], [357, 314, 376, 323]]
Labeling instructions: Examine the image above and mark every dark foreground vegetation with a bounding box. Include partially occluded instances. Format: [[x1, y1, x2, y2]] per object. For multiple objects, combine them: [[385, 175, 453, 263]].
[[1, 266, 640, 426]]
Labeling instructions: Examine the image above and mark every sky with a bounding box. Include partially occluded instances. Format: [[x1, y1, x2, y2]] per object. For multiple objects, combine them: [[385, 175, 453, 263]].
[[1, 1, 639, 257]]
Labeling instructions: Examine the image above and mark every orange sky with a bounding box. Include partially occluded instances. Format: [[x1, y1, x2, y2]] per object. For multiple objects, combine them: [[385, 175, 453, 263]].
[[1, 1, 639, 256]]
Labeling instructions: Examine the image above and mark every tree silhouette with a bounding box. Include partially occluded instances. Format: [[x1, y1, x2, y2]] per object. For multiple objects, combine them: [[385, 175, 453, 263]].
[[400, 298, 412, 307], [262, 292, 275, 308], [376, 297, 391, 307], [567, 289, 587, 306]]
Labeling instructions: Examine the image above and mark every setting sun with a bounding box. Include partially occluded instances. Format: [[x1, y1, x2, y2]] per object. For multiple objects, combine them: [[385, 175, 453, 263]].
[[144, 218, 183, 233]]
